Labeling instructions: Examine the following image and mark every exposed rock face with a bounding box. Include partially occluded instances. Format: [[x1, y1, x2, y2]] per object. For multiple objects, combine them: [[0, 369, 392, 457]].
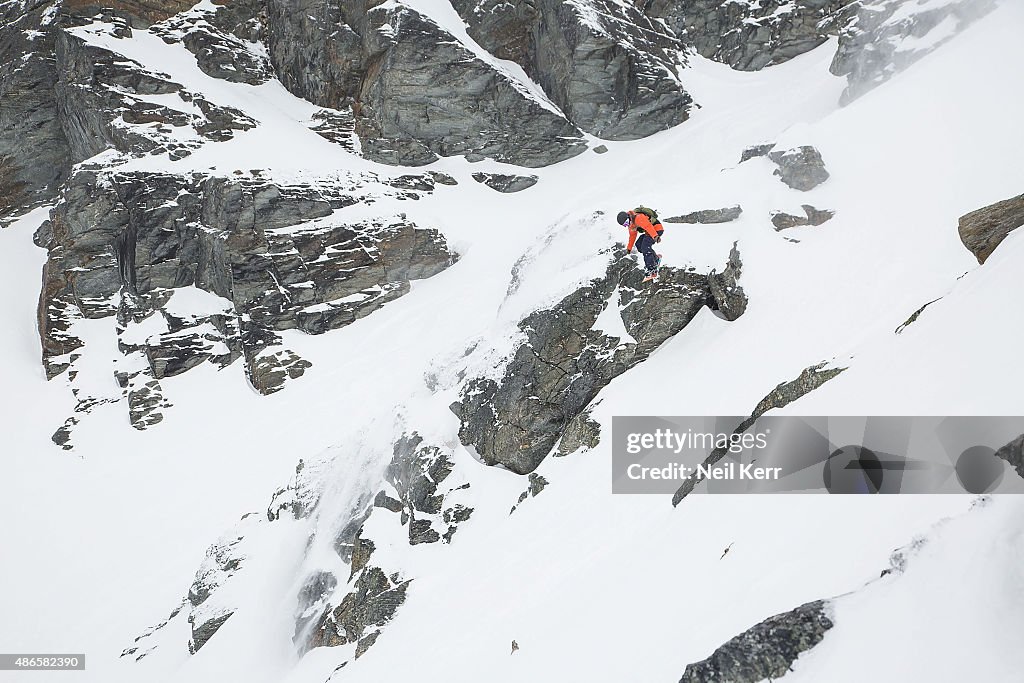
[[267, 0, 586, 166], [647, 0, 850, 71], [309, 566, 409, 651], [665, 206, 743, 224], [454, 0, 693, 140], [707, 242, 747, 321], [38, 168, 455, 436], [186, 515, 262, 653], [377, 434, 474, 546], [472, 173, 539, 193], [673, 362, 845, 505], [832, 0, 997, 104], [772, 205, 834, 230], [63, 0, 196, 27], [556, 410, 601, 456], [152, 3, 274, 86], [452, 251, 725, 474], [995, 434, 1024, 480], [958, 193, 1024, 264], [769, 146, 830, 191], [0, 1, 71, 220], [678, 600, 834, 683], [739, 143, 776, 163]]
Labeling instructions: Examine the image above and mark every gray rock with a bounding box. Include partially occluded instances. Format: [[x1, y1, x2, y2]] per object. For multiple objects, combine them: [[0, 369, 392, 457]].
[[452, 251, 721, 474], [665, 206, 743, 224], [958, 193, 1024, 264], [267, 1, 586, 167], [831, 0, 996, 104], [0, 1, 71, 220], [678, 600, 834, 683], [769, 146, 830, 191], [673, 362, 845, 505], [472, 173, 539, 193], [593, 145, 609, 154], [39, 170, 457, 417], [455, 0, 693, 140], [648, 0, 850, 71], [739, 143, 776, 163], [556, 411, 601, 456], [707, 242, 747, 321], [309, 567, 410, 650], [772, 205, 835, 230]]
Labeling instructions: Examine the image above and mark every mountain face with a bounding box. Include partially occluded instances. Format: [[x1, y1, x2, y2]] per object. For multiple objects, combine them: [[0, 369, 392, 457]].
[[2, 1, 1023, 682]]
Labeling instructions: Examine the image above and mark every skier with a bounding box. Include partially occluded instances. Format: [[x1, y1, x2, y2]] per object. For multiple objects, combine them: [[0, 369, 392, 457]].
[[617, 207, 664, 282]]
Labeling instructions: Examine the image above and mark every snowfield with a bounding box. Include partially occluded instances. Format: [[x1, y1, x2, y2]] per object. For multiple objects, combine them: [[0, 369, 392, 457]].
[[1, 1, 1023, 682]]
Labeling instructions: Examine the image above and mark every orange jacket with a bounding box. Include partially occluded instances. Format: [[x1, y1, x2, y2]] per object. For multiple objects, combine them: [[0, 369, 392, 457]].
[[626, 211, 662, 251]]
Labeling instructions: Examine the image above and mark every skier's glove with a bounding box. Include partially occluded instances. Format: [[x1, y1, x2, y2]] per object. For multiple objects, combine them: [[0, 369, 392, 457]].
[[655, 236, 662, 243]]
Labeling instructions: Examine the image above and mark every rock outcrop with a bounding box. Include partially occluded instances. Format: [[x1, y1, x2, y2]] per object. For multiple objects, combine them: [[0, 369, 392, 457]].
[[0, 1, 71, 221], [831, 0, 997, 104], [472, 172, 539, 193], [665, 206, 743, 224], [769, 146, 830, 191], [707, 242, 747, 321], [38, 168, 455, 436], [772, 205, 834, 230], [672, 362, 845, 505], [454, 0, 693, 140], [266, 0, 586, 166], [647, 0, 850, 71], [678, 600, 834, 683], [452, 250, 731, 474], [958, 193, 1024, 264]]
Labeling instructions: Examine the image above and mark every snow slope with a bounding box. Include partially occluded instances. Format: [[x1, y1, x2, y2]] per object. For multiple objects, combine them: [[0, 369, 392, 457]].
[[1, 1, 1022, 682]]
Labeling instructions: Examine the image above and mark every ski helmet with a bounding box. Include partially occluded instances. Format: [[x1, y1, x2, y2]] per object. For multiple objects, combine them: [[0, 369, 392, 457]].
[[616, 211, 629, 226]]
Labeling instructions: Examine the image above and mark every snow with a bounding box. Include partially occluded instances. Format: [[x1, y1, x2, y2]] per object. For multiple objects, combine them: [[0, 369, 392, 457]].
[[2, 1, 1024, 682]]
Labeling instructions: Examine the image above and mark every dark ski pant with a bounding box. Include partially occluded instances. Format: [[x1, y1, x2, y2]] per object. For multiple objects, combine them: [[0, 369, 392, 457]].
[[636, 229, 663, 273]]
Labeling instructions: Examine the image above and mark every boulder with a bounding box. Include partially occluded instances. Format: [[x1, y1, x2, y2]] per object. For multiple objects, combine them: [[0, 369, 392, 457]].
[[648, 0, 850, 71], [958, 193, 1024, 264], [707, 242, 748, 321], [678, 600, 834, 683], [769, 146, 830, 191], [472, 173, 539, 193], [772, 205, 834, 230]]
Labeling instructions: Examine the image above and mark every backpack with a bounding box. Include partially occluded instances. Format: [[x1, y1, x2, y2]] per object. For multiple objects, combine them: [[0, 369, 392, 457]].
[[635, 206, 661, 226]]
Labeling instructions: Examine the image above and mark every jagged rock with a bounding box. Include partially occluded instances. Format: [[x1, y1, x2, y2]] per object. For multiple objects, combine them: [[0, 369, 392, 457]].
[[771, 205, 834, 230], [665, 206, 743, 224], [38, 170, 456, 406], [378, 434, 473, 545], [557, 410, 601, 456], [832, 0, 996, 104], [769, 146, 830, 191], [707, 242, 747, 321], [354, 630, 380, 659], [186, 518, 260, 653], [310, 567, 410, 650], [739, 143, 776, 163], [153, 4, 273, 85], [673, 362, 845, 505], [678, 600, 834, 683], [648, 1, 850, 71], [995, 435, 1024, 480], [63, 0, 195, 28], [895, 298, 941, 335], [593, 145, 609, 154], [452, 251, 718, 474], [958, 193, 1024, 264], [511, 473, 549, 513], [428, 171, 458, 186], [472, 173, 538, 193], [0, 1, 71, 220], [454, 0, 692, 139], [267, 0, 585, 167], [309, 109, 357, 151]]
